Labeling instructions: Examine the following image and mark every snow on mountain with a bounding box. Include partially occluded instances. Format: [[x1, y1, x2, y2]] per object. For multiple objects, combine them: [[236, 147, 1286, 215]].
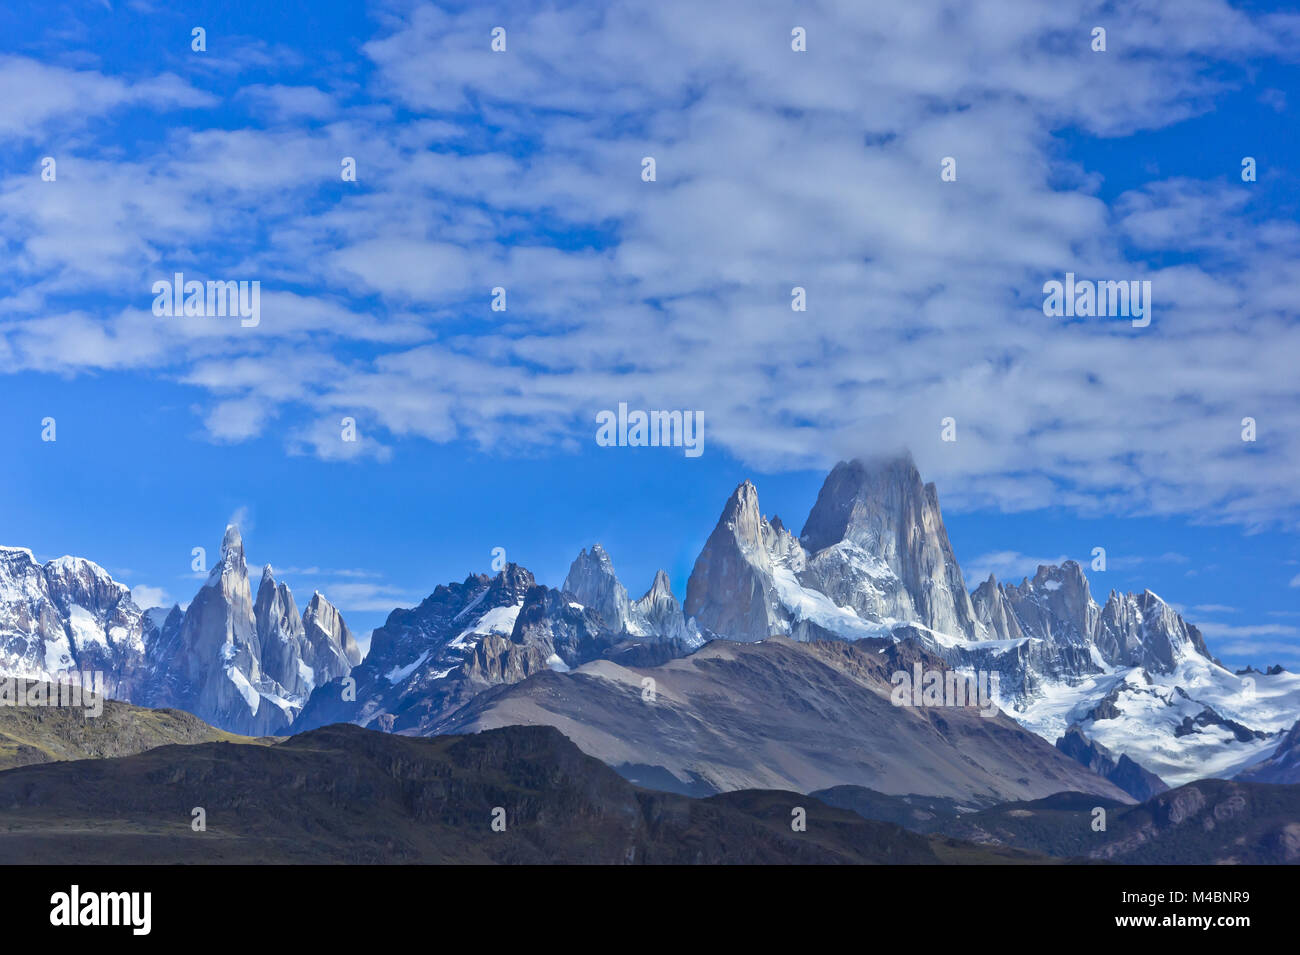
[[2, 453, 1294, 791], [0, 546, 148, 697], [293, 552, 699, 736], [0, 526, 360, 736], [1014, 652, 1300, 785], [682, 453, 1299, 787]]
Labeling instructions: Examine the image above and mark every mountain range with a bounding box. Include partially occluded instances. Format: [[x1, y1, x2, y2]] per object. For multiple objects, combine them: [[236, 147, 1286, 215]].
[[0, 525, 357, 735], [3, 452, 1299, 803]]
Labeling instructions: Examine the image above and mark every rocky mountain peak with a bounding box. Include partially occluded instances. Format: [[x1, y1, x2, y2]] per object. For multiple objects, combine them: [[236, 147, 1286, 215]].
[[1027, 560, 1090, 597], [488, 563, 537, 607], [684, 479, 787, 641], [303, 591, 362, 672], [563, 546, 631, 632], [643, 569, 674, 602], [221, 524, 244, 559], [797, 454, 980, 640], [799, 454, 921, 555]]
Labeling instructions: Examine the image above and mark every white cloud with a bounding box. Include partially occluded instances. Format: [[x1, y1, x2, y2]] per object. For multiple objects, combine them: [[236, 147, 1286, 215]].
[[240, 84, 338, 121], [0, 56, 213, 139], [205, 397, 275, 442], [1197, 622, 1299, 639], [962, 550, 1072, 586], [321, 581, 419, 613], [131, 584, 171, 609], [3, 2, 1300, 531]]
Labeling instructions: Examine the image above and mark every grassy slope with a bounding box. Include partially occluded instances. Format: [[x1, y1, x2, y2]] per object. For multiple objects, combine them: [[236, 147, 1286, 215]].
[[0, 689, 271, 771]]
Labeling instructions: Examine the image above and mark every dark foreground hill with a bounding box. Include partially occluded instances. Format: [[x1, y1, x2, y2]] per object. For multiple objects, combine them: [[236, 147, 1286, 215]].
[[814, 780, 1300, 864], [0, 722, 1049, 864]]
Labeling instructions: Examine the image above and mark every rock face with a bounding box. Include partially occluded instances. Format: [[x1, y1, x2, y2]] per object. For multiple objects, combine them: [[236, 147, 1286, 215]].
[[301, 591, 362, 681], [684, 481, 797, 642], [974, 565, 1212, 676], [563, 545, 633, 633], [1095, 589, 1213, 671], [631, 570, 694, 644], [1056, 726, 1169, 801], [162, 526, 277, 733], [684, 457, 983, 644], [799, 457, 981, 640], [0, 547, 148, 699], [0, 527, 359, 737], [254, 568, 310, 700]]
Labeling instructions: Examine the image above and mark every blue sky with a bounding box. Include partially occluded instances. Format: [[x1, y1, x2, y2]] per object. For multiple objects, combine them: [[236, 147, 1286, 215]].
[[0, 0, 1297, 665]]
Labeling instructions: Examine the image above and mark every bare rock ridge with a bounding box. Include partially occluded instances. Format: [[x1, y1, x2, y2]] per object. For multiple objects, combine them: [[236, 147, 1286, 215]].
[[292, 550, 699, 736], [563, 545, 698, 645]]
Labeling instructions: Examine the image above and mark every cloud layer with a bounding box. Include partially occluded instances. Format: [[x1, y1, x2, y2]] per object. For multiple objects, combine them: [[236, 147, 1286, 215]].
[[3, 0, 1299, 528]]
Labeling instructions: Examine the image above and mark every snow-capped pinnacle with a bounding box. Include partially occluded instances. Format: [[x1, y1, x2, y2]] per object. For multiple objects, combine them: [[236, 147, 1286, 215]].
[[261, 564, 275, 580]]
